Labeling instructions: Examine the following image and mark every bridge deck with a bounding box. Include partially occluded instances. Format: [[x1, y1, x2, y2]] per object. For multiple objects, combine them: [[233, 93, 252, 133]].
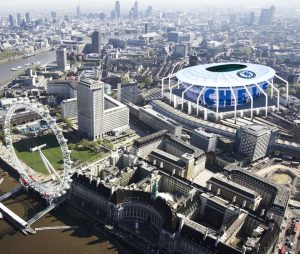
[[0, 202, 27, 228], [0, 185, 23, 202]]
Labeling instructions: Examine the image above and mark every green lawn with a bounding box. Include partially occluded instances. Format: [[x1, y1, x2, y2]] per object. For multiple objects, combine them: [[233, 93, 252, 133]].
[[13, 134, 106, 175]]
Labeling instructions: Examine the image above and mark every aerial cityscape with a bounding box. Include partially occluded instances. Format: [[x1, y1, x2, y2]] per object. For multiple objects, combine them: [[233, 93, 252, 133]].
[[0, 1, 300, 254]]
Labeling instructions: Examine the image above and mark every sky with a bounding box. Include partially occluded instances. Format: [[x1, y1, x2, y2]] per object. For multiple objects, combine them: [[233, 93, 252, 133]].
[[1, 0, 300, 13]]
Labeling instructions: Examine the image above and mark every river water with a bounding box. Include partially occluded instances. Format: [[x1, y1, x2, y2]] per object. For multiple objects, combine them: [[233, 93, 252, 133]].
[[0, 168, 134, 254], [0, 50, 57, 86]]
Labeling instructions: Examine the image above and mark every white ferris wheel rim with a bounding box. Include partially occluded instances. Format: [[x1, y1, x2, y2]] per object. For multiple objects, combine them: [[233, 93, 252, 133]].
[[3, 100, 73, 200]]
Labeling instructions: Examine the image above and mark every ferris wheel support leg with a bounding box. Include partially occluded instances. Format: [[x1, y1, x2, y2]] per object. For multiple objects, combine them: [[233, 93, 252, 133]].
[[275, 74, 289, 102], [216, 87, 219, 121], [267, 80, 280, 112], [39, 150, 61, 181], [256, 83, 268, 117], [243, 85, 253, 122], [170, 81, 181, 104], [230, 86, 237, 123], [161, 76, 168, 97], [196, 86, 206, 117], [181, 84, 194, 111]]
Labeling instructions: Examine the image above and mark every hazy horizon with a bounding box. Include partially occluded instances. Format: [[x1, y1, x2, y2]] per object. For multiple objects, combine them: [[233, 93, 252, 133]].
[[1, 0, 300, 13]]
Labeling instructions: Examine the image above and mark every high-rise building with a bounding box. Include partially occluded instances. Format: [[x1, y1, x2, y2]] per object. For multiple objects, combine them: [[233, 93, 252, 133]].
[[25, 12, 31, 23], [115, 1, 121, 20], [144, 23, 148, 34], [269, 5, 276, 24], [259, 9, 270, 25], [146, 6, 153, 17], [56, 48, 67, 72], [237, 125, 274, 162], [8, 14, 14, 27], [249, 12, 256, 26], [76, 6, 80, 17], [77, 79, 129, 140], [117, 82, 139, 104], [91, 30, 101, 54], [51, 11, 57, 23], [78, 79, 104, 140], [133, 1, 139, 19], [17, 13, 22, 26]]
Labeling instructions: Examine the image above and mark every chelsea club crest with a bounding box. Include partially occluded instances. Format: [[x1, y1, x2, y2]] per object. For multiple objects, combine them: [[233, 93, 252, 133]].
[[237, 70, 256, 79]]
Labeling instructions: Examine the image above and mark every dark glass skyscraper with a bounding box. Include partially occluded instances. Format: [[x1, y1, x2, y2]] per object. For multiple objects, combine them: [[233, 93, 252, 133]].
[[92, 30, 101, 54]]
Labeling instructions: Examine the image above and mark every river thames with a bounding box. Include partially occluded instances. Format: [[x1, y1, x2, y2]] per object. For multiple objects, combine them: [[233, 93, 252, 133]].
[[0, 168, 134, 254], [0, 50, 57, 86]]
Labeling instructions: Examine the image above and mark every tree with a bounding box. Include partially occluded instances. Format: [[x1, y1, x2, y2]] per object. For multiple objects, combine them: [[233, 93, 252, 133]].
[[89, 141, 99, 150], [144, 76, 153, 87], [25, 131, 35, 138], [148, 49, 155, 58], [12, 128, 20, 134], [63, 117, 73, 129], [55, 112, 62, 119], [80, 139, 90, 148], [121, 75, 129, 84], [0, 130, 4, 142]]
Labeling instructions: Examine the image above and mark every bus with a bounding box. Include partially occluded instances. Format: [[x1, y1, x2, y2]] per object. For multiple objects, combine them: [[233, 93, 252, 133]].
[[293, 222, 298, 235], [274, 158, 283, 163], [280, 243, 285, 254], [283, 155, 293, 160]]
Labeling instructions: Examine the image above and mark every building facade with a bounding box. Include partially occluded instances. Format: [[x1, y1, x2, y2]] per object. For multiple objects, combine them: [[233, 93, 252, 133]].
[[91, 30, 101, 54], [139, 105, 182, 137], [61, 98, 78, 119], [237, 124, 274, 162], [77, 79, 104, 140], [56, 48, 67, 72], [191, 128, 218, 152]]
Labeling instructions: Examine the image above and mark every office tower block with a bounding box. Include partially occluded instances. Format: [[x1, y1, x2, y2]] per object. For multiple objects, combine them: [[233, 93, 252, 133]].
[[249, 12, 255, 26], [259, 9, 269, 25], [78, 79, 129, 140], [76, 6, 80, 17], [78, 79, 104, 140], [191, 128, 217, 152], [17, 13, 22, 26], [8, 15, 14, 27], [146, 6, 153, 17], [115, 1, 121, 20], [133, 1, 139, 19], [91, 30, 101, 54], [237, 125, 273, 162], [25, 12, 31, 23], [56, 48, 67, 72], [269, 5, 276, 24]]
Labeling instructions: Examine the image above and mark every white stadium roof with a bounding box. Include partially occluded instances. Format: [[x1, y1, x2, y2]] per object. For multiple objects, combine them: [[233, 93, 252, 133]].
[[176, 62, 276, 88]]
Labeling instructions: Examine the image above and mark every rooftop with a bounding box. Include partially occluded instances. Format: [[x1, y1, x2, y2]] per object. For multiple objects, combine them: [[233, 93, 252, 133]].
[[176, 62, 276, 88]]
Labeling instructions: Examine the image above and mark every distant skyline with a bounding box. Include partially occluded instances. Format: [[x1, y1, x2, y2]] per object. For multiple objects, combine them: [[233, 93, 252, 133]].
[[0, 0, 300, 13]]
